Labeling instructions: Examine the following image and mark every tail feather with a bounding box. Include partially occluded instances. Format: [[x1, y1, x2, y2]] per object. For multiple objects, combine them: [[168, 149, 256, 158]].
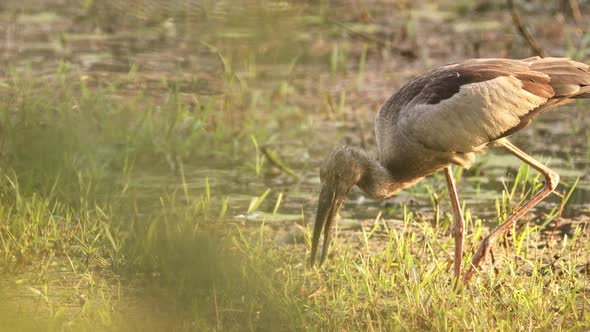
[[530, 57, 590, 97], [507, 62, 590, 135]]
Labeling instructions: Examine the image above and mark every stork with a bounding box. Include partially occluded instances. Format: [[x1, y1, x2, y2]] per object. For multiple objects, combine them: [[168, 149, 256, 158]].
[[309, 57, 590, 282]]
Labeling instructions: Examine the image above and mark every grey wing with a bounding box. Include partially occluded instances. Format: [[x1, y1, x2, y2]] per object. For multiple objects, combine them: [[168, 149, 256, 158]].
[[399, 74, 549, 153], [397, 58, 590, 154]]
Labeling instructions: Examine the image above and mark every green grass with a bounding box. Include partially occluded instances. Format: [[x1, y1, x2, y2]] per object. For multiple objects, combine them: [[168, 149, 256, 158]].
[[0, 65, 309, 330], [0, 67, 588, 331]]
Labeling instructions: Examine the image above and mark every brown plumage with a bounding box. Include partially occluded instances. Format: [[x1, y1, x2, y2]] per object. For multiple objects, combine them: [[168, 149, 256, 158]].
[[310, 57, 590, 282]]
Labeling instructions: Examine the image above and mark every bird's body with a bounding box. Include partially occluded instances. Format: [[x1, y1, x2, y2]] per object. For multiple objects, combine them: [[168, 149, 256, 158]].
[[311, 57, 590, 281], [377, 57, 590, 184]]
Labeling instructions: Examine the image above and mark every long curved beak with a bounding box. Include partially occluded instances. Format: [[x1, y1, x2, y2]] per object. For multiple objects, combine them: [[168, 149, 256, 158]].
[[310, 184, 344, 267]]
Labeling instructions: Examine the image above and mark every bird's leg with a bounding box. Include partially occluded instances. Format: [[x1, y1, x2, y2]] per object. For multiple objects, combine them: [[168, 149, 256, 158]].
[[444, 166, 465, 278], [464, 140, 559, 282]]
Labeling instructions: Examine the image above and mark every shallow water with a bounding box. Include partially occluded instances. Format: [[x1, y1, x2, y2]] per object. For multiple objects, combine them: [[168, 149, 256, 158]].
[[1, 0, 589, 249]]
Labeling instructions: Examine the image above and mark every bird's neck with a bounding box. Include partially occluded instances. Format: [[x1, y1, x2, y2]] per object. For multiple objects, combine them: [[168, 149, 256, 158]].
[[352, 148, 416, 199]]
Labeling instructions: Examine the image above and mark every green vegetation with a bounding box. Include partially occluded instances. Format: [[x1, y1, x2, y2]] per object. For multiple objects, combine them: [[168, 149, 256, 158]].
[[0, 65, 306, 331], [0, 0, 589, 331], [1, 63, 588, 332]]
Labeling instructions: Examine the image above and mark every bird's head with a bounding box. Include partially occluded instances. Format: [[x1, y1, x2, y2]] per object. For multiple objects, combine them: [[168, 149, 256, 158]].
[[309, 146, 370, 266]]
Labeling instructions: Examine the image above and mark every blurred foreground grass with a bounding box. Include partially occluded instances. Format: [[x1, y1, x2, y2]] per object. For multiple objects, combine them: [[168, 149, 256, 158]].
[[0, 66, 308, 330]]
